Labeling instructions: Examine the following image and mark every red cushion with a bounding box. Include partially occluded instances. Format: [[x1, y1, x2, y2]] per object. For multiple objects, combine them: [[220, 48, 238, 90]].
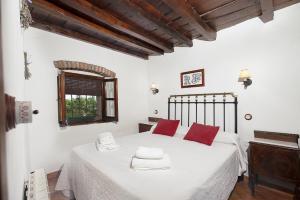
[[184, 123, 220, 145], [153, 119, 180, 137]]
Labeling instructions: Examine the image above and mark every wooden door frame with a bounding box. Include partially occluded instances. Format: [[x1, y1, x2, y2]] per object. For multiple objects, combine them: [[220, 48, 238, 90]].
[[0, 0, 7, 199]]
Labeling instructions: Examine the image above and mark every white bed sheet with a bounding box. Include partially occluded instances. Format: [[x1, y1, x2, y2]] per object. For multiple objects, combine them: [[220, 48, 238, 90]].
[[56, 133, 241, 200]]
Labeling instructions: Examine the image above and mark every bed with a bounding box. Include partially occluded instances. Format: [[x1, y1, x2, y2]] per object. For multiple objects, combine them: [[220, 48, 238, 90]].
[[56, 93, 247, 200]]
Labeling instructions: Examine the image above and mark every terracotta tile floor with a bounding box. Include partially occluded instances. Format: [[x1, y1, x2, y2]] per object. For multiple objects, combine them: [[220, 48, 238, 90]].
[[48, 175, 293, 200]]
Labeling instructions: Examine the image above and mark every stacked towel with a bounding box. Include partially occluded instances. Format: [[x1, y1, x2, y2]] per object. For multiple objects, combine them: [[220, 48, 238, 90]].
[[131, 147, 171, 170], [135, 146, 164, 159], [95, 132, 119, 152]]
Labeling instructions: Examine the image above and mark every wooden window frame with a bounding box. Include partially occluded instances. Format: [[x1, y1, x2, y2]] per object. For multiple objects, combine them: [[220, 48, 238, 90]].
[[57, 72, 118, 126], [103, 78, 119, 122]]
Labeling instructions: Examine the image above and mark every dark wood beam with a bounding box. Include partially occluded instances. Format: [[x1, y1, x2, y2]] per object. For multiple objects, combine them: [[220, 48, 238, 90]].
[[274, 0, 300, 10], [204, 4, 259, 24], [259, 0, 274, 23], [32, 0, 163, 55], [161, 0, 217, 41], [125, 0, 193, 47], [55, 0, 174, 53], [31, 19, 149, 59], [197, 0, 240, 18], [216, 8, 259, 30]]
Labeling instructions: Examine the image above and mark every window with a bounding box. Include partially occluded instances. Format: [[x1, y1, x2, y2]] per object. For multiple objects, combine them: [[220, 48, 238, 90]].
[[57, 72, 118, 126]]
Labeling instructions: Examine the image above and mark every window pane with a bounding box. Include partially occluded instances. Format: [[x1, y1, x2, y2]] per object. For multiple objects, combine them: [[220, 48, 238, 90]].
[[65, 94, 102, 123], [105, 81, 114, 98], [66, 95, 73, 119], [74, 95, 82, 118], [106, 100, 115, 117], [86, 95, 94, 116]]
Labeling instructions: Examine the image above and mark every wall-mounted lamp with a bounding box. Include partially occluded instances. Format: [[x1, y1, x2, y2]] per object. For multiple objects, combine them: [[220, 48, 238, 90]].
[[150, 83, 159, 95], [238, 69, 252, 89]]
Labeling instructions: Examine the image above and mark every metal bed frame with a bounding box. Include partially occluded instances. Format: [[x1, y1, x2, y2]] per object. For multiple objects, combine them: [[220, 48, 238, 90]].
[[168, 92, 238, 133]]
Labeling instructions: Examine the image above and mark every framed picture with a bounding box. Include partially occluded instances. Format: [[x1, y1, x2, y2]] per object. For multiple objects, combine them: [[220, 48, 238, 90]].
[[181, 69, 205, 88]]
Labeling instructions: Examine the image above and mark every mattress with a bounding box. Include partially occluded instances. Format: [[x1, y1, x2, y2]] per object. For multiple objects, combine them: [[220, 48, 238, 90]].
[[56, 133, 243, 200]]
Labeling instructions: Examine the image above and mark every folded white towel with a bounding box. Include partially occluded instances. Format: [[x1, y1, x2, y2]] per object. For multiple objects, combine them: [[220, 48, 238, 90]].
[[95, 142, 119, 152], [96, 132, 119, 152], [131, 154, 171, 170], [97, 132, 116, 145], [135, 146, 164, 159]]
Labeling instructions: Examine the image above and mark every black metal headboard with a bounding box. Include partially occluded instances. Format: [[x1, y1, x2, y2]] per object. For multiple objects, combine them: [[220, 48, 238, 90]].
[[168, 93, 238, 133]]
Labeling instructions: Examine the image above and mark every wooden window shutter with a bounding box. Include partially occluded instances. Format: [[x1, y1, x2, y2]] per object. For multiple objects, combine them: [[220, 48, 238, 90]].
[[57, 72, 66, 126], [103, 78, 118, 122]]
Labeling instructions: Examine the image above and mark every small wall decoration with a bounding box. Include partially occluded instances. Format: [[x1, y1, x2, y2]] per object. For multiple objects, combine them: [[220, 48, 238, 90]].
[[24, 52, 32, 80], [15, 101, 32, 124], [181, 69, 205, 88], [5, 93, 39, 131]]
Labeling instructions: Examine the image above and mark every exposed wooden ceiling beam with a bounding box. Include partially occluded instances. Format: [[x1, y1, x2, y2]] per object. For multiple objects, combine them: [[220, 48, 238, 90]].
[[259, 0, 274, 23], [274, 0, 300, 10], [31, 19, 149, 59], [124, 0, 193, 47], [204, 4, 259, 24], [32, 0, 163, 55], [197, 0, 240, 18], [161, 0, 217, 41], [216, 8, 258, 30], [55, 0, 174, 53]]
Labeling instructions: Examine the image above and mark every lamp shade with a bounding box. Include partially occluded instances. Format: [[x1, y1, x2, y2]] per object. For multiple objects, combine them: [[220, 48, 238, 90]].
[[238, 69, 251, 82], [151, 83, 158, 89]]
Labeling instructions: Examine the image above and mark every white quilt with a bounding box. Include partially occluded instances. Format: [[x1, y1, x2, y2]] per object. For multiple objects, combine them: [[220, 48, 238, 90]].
[[56, 133, 244, 200]]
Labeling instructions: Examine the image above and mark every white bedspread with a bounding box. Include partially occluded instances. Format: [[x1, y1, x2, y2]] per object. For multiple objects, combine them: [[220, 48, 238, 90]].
[[56, 133, 243, 200]]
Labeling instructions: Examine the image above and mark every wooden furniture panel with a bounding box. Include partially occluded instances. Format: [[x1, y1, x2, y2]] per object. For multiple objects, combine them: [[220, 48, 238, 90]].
[[148, 117, 162, 122], [254, 130, 299, 143], [249, 143, 300, 182], [138, 123, 153, 133], [248, 130, 300, 200], [5, 94, 16, 131]]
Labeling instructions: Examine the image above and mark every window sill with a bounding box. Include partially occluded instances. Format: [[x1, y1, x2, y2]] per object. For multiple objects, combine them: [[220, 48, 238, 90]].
[[59, 120, 117, 127]]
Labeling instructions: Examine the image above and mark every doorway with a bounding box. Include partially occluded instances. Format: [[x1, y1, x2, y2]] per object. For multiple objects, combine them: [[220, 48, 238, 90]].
[[0, 0, 8, 199]]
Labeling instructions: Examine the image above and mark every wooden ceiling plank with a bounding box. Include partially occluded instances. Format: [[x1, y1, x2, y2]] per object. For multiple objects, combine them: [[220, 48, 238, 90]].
[[204, 4, 259, 23], [216, 9, 259, 30], [32, 0, 163, 55], [259, 0, 274, 23], [161, 0, 217, 41], [31, 19, 149, 59], [56, 0, 174, 53], [124, 0, 193, 47], [198, 0, 240, 17], [274, 0, 300, 11]]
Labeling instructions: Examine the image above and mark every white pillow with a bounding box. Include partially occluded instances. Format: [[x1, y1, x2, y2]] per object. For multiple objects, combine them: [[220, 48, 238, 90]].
[[213, 130, 239, 145], [149, 124, 239, 145], [174, 126, 190, 138], [148, 124, 189, 137], [174, 126, 239, 144], [149, 123, 157, 133]]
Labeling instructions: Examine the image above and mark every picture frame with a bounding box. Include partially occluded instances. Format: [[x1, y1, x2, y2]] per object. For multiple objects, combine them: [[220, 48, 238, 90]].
[[180, 69, 205, 88]]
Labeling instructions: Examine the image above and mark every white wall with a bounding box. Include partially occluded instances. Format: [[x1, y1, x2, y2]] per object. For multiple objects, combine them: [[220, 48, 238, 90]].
[[24, 28, 150, 173], [147, 4, 300, 146], [1, 0, 29, 199]]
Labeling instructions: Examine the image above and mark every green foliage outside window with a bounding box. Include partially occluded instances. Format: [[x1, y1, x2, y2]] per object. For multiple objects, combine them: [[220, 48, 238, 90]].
[[65, 95, 98, 122]]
